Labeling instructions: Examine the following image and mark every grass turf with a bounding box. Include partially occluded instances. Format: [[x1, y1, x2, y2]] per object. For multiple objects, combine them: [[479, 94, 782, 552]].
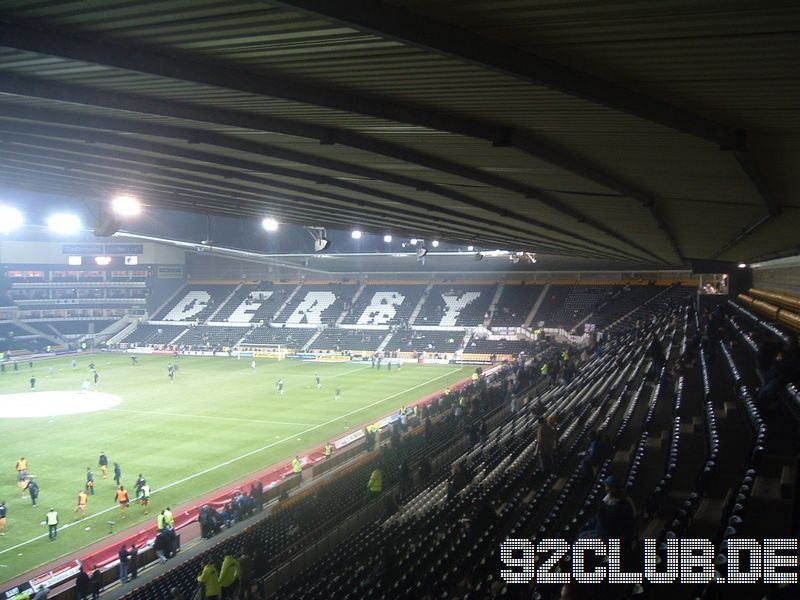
[[0, 353, 467, 583]]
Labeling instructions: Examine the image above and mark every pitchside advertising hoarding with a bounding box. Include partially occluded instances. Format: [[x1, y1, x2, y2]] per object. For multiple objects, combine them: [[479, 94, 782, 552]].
[[500, 538, 798, 585]]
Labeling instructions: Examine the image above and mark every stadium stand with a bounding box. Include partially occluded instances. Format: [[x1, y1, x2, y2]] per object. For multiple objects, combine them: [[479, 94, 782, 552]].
[[489, 284, 543, 327], [239, 326, 317, 348], [275, 284, 358, 325], [463, 336, 535, 357], [308, 328, 384, 353], [388, 330, 462, 354], [212, 284, 297, 324], [341, 284, 426, 326], [585, 283, 665, 330], [122, 324, 187, 346], [177, 326, 251, 349], [531, 284, 576, 329], [413, 285, 496, 327], [25, 320, 116, 337], [154, 285, 238, 322]]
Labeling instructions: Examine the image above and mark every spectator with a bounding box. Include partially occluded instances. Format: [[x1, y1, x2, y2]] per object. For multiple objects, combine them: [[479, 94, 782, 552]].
[[536, 415, 558, 471], [197, 561, 221, 600], [118, 545, 129, 584], [90, 566, 102, 599]]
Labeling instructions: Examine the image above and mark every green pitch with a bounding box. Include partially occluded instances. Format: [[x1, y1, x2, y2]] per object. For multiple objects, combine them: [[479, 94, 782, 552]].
[[0, 353, 468, 583]]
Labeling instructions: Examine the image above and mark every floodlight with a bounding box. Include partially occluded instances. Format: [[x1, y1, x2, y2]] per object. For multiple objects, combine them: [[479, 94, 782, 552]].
[[0, 206, 23, 233], [738, 263, 747, 269], [351, 230, 362, 240], [112, 194, 141, 217], [410, 238, 418, 245], [94, 256, 112, 266], [47, 213, 82, 234], [432, 240, 439, 248], [67, 256, 82, 266], [383, 234, 392, 243], [262, 217, 279, 232]]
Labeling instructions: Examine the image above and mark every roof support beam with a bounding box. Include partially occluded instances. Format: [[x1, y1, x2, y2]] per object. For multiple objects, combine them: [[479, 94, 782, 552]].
[[0, 146, 564, 252], [0, 92, 652, 262], [0, 127, 631, 260], [0, 28, 667, 262], [271, 1, 737, 146]]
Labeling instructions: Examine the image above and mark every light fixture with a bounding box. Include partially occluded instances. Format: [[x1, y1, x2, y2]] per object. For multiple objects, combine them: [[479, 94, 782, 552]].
[[432, 240, 439, 248], [67, 255, 82, 266], [262, 217, 279, 232], [47, 213, 82, 234], [94, 256, 112, 266], [351, 230, 362, 240], [112, 194, 141, 217], [383, 234, 392, 243], [410, 238, 418, 245], [467, 245, 474, 251], [0, 206, 23, 233], [305, 226, 330, 252], [738, 263, 747, 269]]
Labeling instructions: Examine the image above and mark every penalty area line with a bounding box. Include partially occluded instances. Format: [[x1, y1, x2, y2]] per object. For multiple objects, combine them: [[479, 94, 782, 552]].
[[0, 367, 464, 557]]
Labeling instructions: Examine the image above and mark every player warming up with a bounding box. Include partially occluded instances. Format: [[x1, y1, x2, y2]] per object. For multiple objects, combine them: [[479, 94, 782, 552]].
[[315, 373, 321, 389], [276, 378, 285, 395], [115, 486, 130, 518], [335, 384, 342, 401], [98, 452, 108, 479], [76, 489, 88, 515]]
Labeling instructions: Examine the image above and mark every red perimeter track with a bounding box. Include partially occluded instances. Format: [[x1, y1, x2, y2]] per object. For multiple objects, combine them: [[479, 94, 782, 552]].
[[3, 373, 473, 591]]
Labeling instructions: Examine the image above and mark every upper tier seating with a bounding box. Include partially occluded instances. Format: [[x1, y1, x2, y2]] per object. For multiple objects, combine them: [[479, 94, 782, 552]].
[[275, 284, 358, 325], [490, 284, 543, 327], [212, 284, 297, 323], [532, 284, 575, 328], [587, 283, 664, 330], [341, 285, 426, 326], [414, 285, 496, 327], [550, 284, 619, 330], [154, 285, 237, 322]]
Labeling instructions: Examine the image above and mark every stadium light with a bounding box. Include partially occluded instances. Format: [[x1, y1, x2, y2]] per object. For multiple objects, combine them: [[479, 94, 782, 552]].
[[94, 256, 112, 266], [262, 217, 279, 232], [47, 213, 82, 234], [431, 240, 440, 248], [409, 238, 418, 245], [467, 245, 474, 251], [112, 194, 141, 217], [383, 234, 392, 243], [351, 230, 362, 240], [0, 206, 23, 233], [738, 262, 747, 269]]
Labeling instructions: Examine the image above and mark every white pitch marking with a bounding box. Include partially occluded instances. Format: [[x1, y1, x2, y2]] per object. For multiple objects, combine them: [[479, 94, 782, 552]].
[[0, 367, 463, 557]]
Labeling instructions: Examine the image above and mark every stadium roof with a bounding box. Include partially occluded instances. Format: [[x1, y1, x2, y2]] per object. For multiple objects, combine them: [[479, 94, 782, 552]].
[[0, 1, 796, 267]]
